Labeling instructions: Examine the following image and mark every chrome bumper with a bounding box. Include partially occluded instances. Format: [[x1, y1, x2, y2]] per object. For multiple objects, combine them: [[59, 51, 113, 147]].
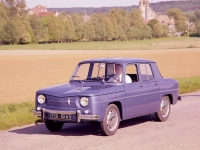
[[32, 108, 99, 123]]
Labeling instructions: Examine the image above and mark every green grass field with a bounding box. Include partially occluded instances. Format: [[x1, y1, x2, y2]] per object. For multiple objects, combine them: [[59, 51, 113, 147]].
[[0, 37, 200, 50], [0, 75, 200, 131]]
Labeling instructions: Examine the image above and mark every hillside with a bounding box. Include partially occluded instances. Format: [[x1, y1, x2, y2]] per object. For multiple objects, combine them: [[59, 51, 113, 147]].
[[48, 0, 200, 15]]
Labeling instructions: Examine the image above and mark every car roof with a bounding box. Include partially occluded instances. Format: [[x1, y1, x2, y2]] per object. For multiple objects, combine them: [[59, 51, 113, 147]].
[[79, 58, 155, 65]]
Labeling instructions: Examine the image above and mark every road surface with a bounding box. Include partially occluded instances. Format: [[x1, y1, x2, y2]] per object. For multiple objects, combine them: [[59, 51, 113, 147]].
[[0, 91, 200, 150]]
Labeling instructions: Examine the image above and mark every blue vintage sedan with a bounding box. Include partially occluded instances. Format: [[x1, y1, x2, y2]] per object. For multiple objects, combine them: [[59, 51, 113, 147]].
[[33, 58, 181, 136]]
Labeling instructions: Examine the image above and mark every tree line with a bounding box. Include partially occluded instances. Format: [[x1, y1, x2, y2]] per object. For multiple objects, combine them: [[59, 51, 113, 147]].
[[0, 0, 199, 45]]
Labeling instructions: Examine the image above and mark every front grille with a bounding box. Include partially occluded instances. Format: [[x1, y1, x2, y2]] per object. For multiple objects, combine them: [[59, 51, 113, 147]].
[[46, 95, 78, 108]]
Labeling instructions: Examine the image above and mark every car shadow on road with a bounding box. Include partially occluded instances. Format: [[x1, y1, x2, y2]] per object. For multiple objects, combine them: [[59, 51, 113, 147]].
[[9, 114, 157, 136]]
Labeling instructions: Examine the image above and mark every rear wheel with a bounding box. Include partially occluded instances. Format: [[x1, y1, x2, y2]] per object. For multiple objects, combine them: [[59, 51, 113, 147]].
[[101, 104, 120, 136], [45, 120, 64, 132], [155, 96, 171, 122]]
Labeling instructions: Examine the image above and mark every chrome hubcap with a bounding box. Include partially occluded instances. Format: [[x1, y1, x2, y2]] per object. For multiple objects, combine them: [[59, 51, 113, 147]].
[[106, 109, 118, 131], [160, 98, 169, 117]]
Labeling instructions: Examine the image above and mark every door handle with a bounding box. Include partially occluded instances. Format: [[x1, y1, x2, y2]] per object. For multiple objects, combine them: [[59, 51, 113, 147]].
[[155, 82, 159, 85]]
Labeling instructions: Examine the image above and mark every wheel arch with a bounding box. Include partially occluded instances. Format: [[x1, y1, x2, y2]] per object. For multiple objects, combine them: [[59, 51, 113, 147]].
[[108, 101, 122, 121], [163, 94, 173, 104]]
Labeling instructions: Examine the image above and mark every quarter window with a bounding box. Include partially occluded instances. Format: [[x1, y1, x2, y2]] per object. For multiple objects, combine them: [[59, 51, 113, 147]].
[[140, 64, 154, 81]]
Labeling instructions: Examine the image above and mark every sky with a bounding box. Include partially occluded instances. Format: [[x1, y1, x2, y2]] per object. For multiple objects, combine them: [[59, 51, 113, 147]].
[[26, 0, 173, 8]]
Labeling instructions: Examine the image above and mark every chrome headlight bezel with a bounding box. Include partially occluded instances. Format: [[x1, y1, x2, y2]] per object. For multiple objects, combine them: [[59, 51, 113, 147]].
[[37, 95, 46, 104], [80, 97, 89, 107]]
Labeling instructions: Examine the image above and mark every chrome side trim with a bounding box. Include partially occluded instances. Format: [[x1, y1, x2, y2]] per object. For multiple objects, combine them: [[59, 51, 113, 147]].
[[160, 89, 179, 93], [94, 88, 179, 104]]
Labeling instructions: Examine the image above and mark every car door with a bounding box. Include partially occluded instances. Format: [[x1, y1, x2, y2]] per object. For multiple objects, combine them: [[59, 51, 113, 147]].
[[139, 63, 160, 113], [124, 64, 147, 118]]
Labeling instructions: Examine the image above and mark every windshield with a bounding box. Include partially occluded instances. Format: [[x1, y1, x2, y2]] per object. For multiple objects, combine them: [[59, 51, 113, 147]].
[[70, 63, 123, 83]]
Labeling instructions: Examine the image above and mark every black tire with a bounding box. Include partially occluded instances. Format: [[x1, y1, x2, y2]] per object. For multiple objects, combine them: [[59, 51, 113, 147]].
[[101, 104, 120, 136], [155, 96, 171, 122], [45, 120, 64, 132]]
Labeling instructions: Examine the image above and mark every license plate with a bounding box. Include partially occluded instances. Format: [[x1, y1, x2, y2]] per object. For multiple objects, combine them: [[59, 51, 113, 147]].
[[50, 113, 72, 120]]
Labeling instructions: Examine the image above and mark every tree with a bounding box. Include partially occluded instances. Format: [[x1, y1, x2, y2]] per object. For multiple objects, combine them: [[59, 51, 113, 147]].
[[5, 0, 26, 17], [195, 9, 200, 21], [104, 16, 114, 41], [2, 19, 20, 44], [129, 9, 145, 29], [0, 1, 8, 20], [141, 26, 152, 39], [40, 16, 49, 43], [187, 14, 198, 23], [196, 21, 200, 37], [148, 19, 159, 29], [153, 22, 163, 38], [108, 13, 119, 40], [109, 9, 129, 39], [22, 17, 36, 43], [29, 15, 43, 43], [167, 8, 187, 32], [19, 31, 31, 44], [162, 25, 169, 37], [71, 13, 85, 41]]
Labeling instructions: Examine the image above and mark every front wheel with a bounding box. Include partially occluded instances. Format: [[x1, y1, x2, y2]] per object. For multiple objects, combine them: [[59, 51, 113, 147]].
[[101, 104, 120, 136], [155, 96, 171, 122], [45, 120, 64, 132]]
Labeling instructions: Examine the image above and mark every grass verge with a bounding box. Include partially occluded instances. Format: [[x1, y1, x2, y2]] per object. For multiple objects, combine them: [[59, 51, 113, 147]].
[[177, 76, 200, 94], [0, 76, 200, 131], [0, 102, 38, 131], [0, 37, 200, 50]]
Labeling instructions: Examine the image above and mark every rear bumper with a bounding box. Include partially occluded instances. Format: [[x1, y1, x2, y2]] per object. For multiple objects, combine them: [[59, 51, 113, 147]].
[[32, 108, 99, 123]]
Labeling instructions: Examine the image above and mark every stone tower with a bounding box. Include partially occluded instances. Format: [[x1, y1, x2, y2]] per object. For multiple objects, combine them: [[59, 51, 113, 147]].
[[139, 0, 156, 20], [139, 0, 149, 19]]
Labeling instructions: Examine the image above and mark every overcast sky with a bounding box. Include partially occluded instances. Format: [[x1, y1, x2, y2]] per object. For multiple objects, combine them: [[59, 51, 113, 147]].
[[26, 0, 173, 8]]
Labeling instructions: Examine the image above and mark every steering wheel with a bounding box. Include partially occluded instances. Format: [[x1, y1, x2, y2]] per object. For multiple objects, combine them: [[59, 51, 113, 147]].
[[106, 74, 118, 82]]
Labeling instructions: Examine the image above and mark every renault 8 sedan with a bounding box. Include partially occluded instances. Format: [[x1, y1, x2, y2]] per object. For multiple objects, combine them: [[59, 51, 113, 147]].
[[33, 58, 181, 136]]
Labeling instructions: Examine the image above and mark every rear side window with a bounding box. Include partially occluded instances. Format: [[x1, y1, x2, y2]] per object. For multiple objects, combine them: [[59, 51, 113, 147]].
[[139, 64, 154, 81], [126, 64, 139, 83]]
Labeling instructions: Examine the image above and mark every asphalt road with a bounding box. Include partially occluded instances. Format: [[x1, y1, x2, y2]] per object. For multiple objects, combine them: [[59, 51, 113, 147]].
[[1, 91, 200, 150]]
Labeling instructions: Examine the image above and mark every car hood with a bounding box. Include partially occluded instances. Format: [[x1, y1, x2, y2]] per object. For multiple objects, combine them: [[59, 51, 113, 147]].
[[36, 82, 124, 97]]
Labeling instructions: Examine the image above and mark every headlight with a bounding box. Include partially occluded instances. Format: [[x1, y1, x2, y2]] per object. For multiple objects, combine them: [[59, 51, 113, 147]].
[[80, 97, 89, 107], [38, 95, 45, 104]]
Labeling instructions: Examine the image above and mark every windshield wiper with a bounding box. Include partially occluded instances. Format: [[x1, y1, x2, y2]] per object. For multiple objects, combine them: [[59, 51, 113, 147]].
[[71, 76, 84, 84]]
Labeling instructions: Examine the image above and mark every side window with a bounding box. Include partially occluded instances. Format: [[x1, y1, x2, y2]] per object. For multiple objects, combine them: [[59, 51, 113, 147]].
[[126, 64, 138, 84], [91, 63, 105, 78], [139, 64, 154, 81], [106, 64, 115, 76]]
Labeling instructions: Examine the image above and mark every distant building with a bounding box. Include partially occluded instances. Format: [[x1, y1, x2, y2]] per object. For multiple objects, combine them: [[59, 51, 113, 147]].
[[139, 0, 157, 20], [139, 0, 176, 35], [28, 5, 59, 17]]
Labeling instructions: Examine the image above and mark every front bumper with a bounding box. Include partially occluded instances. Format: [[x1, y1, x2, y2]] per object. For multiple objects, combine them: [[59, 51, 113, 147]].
[[32, 108, 99, 123]]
